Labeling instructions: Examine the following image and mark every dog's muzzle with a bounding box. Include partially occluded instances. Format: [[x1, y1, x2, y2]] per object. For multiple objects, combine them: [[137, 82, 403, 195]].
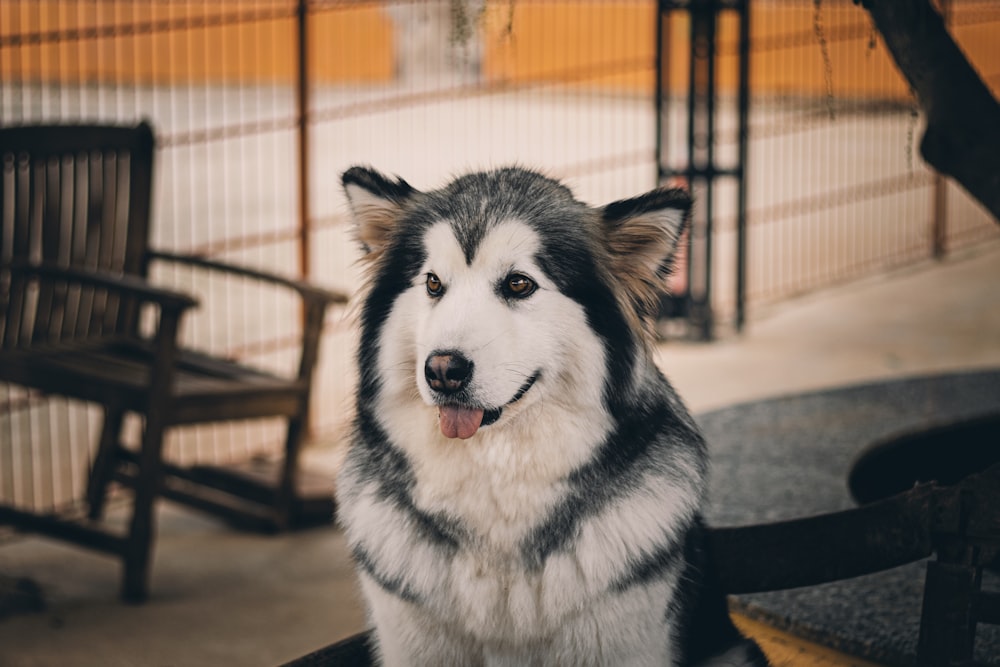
[[424, 351, 538, 439]]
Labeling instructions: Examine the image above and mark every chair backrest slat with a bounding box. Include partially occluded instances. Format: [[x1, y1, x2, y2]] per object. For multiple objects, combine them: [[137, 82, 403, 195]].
[[41, 155, 63, 264], [0, 122, 156, 346]]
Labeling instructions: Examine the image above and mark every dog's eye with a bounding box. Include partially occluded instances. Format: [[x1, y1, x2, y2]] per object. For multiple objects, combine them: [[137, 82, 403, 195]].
[[426, 272, 444, 297], [503, 273, 535, 299]]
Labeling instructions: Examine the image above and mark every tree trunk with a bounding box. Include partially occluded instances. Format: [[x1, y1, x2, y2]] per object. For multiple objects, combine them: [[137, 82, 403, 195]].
[[859, 0, 1000, 224]]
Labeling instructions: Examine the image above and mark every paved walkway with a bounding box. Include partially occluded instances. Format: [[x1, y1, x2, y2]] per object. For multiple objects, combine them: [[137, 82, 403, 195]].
[[0, 241, 998, 667]]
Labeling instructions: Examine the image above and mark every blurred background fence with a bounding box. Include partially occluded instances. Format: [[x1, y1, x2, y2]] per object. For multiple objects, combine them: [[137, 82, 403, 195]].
[[2, 0, 998, 515]]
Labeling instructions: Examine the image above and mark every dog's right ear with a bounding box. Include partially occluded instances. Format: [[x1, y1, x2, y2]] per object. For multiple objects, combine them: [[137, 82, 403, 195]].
[[342, 166, 417, 259]]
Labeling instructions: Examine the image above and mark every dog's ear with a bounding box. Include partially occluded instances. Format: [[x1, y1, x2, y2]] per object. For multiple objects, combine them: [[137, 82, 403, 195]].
[[342, 166, 417, 259], [601, 187, 691, 335]]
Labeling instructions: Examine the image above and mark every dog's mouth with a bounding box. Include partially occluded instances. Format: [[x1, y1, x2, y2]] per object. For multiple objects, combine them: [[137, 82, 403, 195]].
[[437, 373, 539, 440]]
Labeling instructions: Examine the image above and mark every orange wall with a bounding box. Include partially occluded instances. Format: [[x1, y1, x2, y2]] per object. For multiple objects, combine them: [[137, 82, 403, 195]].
[[1, 1, 995, 100], [483, 0, 657, 92], [0, 1, 393, 85]]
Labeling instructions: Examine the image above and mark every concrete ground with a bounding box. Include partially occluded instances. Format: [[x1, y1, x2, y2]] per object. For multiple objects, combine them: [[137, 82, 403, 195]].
[[0, 241, 999, 667]]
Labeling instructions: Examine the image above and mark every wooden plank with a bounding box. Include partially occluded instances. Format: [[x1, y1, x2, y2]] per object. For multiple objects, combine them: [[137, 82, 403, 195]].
[[171, 392, 302, 424], [709, 483, 937, 594], [0, 125, 154, 157], [0, 504, 127, 556], [732, 613, 886, 667], [33, 156, 62, 339], [186, 459, 335, 508], [0, 338, 305, 419]]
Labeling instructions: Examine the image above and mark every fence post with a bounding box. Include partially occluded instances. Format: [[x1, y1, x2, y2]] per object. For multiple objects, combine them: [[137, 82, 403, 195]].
[[735, 0, 750, 331], [295, 0, 314, 440], [931, 0, 952, 260], [296, 0, 312, 281]]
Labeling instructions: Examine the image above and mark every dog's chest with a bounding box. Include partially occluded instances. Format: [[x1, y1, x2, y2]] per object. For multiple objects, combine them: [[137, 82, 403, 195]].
[[409, 437, 576, 636], [412, 445, 565, 545]]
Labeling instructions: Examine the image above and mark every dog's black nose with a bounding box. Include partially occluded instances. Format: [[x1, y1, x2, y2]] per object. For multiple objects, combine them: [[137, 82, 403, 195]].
[[425, 352, 473, 394]]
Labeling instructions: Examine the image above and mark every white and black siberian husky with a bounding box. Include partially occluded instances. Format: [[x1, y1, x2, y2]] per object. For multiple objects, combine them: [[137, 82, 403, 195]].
[[336, 166, 767, 667]]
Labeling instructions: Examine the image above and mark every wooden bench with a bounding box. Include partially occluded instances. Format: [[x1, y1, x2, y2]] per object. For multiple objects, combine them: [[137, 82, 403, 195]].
[[0, 122, 348, 602]]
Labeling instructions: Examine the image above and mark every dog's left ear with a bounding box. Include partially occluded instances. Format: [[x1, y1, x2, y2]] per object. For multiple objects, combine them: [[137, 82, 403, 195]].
[[601, 187, 691, 328], [342, 166, 418, 260]]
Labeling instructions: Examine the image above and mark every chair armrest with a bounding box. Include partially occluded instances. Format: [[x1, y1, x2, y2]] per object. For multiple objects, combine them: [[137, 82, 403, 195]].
[[7, 261, 199, 313], [144, 250, 348, 385], [3, 262, 193, 365], [145, 250, 349, 307]]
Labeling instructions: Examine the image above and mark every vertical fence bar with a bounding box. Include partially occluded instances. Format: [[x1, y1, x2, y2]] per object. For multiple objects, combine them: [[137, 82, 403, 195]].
[[735, 0, 750, 331], [932, 173, 948, 259], [686, 0, 717, 340], [295, 0, 313, 439], [656, 2, 694, 328], [296, 0, 311, 282], [931, 0, 952, 260], [654, 0, 667, 185]]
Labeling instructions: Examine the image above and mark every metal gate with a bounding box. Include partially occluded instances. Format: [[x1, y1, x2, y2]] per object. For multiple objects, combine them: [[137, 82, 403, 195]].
[[655, 0, 1000, 339]]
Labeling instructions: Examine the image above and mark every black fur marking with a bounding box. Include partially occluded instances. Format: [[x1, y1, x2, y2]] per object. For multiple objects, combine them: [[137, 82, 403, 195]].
[[422, 168, 580, 266], [342, 165, 416, 204], [668, 519, 767, 667], [524, 186, 654, 413], [610, 539, 684, 594], [481, 408, 502, 427], [355, 222, 430, 405], [351, 544, 422, 604], [520, 392, 701, 570], [533, 236, 639, 406], [509, 372, 539, 403], [601, 187, 691, 226], [480, 372, 540, 427], [353, 411, 467, 550]]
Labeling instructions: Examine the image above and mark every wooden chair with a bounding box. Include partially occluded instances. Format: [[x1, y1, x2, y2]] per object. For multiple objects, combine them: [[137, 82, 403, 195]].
[[0, 122, 348, 602]]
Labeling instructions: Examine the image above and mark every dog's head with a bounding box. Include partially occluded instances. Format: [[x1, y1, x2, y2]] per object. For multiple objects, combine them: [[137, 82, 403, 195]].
[[343, 166, 690, 441]]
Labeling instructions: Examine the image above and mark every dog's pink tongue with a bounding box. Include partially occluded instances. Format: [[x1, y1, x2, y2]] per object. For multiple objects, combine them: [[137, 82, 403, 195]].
[[438, 406, 484, 439]]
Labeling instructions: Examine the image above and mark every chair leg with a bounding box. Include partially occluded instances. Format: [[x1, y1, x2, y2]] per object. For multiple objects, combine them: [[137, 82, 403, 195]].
[[87, 404, 126, 521], [121, 415, 169, 603], [274, 412, 307, 531], [916, 558, 979, 666]]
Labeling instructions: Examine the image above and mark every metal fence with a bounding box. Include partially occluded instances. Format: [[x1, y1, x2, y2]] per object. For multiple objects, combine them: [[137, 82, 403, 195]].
[[739, 0, 999, 312], [1, 0, 998, 514], [656, 0, 1000, 331]]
